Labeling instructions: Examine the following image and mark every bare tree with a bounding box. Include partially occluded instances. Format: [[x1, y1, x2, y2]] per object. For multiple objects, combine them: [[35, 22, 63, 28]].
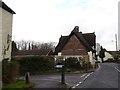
[[40, 42, 56, 51], [15, 40, 56, 51]]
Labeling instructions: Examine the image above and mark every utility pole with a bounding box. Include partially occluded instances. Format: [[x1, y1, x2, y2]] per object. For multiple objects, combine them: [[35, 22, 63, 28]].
[[115, 34, 118, 51]]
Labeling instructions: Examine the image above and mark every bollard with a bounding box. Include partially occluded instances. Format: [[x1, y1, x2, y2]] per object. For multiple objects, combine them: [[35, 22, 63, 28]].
[[25, 72, 30, 84]]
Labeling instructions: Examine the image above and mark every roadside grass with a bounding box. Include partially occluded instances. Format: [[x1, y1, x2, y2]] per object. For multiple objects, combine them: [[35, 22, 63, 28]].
[[3, 81, 35, 90]]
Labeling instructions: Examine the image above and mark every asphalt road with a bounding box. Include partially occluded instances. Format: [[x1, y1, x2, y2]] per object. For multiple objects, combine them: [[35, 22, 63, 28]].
[[30, 73, 90, 88], [30, 63, 120, 89], [73, 63, 120, 89]]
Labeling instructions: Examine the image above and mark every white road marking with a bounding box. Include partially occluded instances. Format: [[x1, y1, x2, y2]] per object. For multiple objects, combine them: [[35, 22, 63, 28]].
[[72, 86, 75, 89], [81, 74, 86, 77], [71, 72, 94, 89], [115, 67, 120, 73], [76, 84, 79, 86], [83, 72, 93, 81], [79, 81, 82, 84]]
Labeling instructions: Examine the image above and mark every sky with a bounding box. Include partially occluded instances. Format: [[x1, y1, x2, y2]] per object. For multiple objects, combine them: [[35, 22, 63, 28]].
[[2, 0, 119, 51]]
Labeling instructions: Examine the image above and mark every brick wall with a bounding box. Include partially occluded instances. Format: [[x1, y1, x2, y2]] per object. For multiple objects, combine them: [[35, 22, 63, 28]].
[[61, 35, 88, 55]]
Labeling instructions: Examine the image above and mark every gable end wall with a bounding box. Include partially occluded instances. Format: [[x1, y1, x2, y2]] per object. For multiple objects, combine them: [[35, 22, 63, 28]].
[[61, 35, 88, 55]]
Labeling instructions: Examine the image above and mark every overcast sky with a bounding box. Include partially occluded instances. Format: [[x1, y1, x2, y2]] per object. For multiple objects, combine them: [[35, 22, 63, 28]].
[[3, 0, 119, 51]]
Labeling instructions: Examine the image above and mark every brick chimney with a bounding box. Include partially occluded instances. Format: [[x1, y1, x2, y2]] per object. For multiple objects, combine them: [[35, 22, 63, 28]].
[[73, 26, 79, 32]]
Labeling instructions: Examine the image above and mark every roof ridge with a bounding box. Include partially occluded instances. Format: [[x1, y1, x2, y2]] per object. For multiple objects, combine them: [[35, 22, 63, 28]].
[[0, 1, 15, 14]]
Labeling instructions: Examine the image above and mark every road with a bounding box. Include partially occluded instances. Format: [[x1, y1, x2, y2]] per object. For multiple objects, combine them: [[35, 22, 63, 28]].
[[30, 63, 120, 89], [30, 73, 90, 88], [73, 63, 120, 89]]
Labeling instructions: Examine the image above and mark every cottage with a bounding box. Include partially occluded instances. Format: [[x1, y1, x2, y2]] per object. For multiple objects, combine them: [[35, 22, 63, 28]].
[[54, 26, 96, 67], [0, 1, 15, 61], [104, 51, 120, 61]]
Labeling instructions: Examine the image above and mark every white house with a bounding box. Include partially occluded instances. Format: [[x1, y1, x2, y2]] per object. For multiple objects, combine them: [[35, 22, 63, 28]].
[[0, 2, 15, 88], [104, 51, 120, 61], [0, 1, 15, 61], [104, 51, 114, 61]]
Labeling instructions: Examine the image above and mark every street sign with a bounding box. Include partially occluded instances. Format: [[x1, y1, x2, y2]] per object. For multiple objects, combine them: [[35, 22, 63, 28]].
[[55, 65, 63, 69], [54, 64, 65, 84]]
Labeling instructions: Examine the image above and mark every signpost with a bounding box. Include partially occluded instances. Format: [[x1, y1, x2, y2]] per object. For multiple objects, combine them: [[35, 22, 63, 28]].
[[55, 56, 65, 84], [61, 65, 65, 84]]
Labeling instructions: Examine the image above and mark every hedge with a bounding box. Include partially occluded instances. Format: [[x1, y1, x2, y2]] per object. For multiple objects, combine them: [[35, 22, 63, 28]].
[[13, 56, 54, 75]]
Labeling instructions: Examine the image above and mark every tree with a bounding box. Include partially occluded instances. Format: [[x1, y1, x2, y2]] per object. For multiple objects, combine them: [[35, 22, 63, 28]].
[[40, 42, 56, 50], [99, 46, 105, 63], [15, 40, 56, 50], [15, 40, 28, 50], [12, 41, 18, 52]]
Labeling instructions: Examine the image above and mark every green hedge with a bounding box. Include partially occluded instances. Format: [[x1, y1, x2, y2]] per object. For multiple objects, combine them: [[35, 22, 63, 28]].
[[13, 56, 54, 75]]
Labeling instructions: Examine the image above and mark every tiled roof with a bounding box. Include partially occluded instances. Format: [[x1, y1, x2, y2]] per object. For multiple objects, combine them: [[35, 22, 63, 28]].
[[74, 32, 94, 51], [12, 49, 52, 57], [54, 36, 69, 55], [54, 26, 96, 55], [82, 33, 96, 47], [0, 1, 15, 14]]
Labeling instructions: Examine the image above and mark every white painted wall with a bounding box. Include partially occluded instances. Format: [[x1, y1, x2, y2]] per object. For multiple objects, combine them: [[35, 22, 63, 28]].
[[104, 52, 113, 61], [0, 5, 14, 89], [0, 8, 13, 61], [54, 51, 85, 66], [88, 51, 93, 64], [55, 54, 83, 62], [88, 51, 95, 69]]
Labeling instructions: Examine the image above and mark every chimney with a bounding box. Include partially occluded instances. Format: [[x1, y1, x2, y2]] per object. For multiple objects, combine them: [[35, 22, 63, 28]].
[[73, 26, 79, 32]]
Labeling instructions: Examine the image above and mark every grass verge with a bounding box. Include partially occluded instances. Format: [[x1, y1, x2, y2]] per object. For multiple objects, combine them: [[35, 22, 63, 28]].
[[2, 81, 35, 90]]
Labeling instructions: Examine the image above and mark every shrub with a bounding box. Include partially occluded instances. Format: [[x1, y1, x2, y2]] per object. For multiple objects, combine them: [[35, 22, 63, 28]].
[[2, 59, 19, 84], [64, 57, 81, 70], [64, 57, 93, 72]]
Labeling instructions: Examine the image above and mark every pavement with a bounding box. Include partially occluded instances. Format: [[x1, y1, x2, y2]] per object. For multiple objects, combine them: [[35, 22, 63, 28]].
[[33, 81, 69, 90], [32, 78, 70, 88]]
